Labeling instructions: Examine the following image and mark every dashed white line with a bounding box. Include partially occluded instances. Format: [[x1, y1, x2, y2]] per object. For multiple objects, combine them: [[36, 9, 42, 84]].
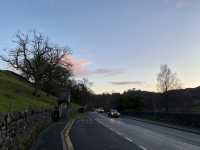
[[139, 145, 148, 150], [94, 114, 149, 150], [116, 131, 123, 136], [108, 128, 133, 143], [125, 137, 133, 142]]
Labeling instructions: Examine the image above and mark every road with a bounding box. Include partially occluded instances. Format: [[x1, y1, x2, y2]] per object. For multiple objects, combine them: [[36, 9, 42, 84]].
[[70, 116, 140, 150], [88, 112, 200, 150]]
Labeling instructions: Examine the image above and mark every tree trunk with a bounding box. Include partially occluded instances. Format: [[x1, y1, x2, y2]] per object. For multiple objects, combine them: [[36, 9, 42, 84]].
[[33, 81, 40, 97], [164, 92, 169, 112]]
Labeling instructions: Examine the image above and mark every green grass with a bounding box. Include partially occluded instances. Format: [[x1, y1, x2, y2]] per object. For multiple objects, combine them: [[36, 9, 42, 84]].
[[0, 70, 57, 112], [191, 105, 200, 112], [68, 103, 86, 120], [70, 103, 80, 110]]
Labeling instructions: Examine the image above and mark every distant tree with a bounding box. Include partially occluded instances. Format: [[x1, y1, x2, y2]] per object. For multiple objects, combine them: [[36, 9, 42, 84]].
[[118, 93, 144, 112], [157, 64, 181, 112], [70, 78, 93, 107], [1, 31, 71, 96]]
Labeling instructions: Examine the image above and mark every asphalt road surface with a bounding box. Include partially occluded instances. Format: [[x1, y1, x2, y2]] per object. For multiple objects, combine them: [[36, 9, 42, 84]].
[[89, 112, 200, 150], [70, 116, 141, 150]]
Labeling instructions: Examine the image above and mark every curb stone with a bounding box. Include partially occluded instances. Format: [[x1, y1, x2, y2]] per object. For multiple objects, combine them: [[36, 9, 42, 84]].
[[61, 119, 75, 150]]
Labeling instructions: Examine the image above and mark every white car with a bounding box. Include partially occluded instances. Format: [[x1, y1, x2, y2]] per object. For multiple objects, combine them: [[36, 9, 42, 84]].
[[96, 108, 105, 113]]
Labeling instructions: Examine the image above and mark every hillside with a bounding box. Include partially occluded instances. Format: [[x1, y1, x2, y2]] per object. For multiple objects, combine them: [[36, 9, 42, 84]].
[[0, 70, 57, 112]]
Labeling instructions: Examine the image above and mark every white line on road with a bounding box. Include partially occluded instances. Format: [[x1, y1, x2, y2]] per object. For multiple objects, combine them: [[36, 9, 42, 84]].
[[116, 131, 123, 136], [139, 145, 148, 150], [125, 137, 133, 142], [92, 112, 200, 150], [108, 126, 133, 143]]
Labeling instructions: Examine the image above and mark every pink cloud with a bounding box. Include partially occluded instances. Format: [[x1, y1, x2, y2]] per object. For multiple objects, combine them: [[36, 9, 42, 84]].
[[61, 55, 126, 77], [61, 55, 90, 76]]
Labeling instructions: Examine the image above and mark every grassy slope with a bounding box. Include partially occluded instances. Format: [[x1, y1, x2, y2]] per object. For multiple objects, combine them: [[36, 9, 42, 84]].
[[192, 105, 200, 112], [0, 70, 57, 112]]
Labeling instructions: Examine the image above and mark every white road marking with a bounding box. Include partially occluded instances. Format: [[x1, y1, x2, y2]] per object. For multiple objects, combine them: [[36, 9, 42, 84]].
[[139, 145, 148, 150], [116, 131, 123, 136], [104, 123, 134, 143], [92, 112, 200, 150], [125, 137, 133, 142]]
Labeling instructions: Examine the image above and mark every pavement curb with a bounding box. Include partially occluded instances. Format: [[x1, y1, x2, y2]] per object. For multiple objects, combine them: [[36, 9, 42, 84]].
[[61, 119, 75, 150], [129, 116, 200, 135]]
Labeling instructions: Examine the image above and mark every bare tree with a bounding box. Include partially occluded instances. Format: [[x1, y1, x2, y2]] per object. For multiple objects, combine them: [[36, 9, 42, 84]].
[[1, 31, 71, 96], [157, 64, 181, 112]]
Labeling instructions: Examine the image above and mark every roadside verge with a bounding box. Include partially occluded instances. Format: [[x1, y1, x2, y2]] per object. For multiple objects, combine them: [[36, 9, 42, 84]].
[[127, 116, 200, 135]]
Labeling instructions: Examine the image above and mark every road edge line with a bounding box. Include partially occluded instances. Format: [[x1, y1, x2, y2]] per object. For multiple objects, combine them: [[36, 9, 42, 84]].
[[61, 119, 75, 150]]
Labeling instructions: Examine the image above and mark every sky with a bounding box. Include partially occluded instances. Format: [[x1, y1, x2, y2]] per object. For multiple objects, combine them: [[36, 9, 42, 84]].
[[1, 0, 200, 93]]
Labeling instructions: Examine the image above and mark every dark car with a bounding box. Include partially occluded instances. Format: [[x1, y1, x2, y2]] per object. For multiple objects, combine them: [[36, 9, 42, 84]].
[[108, 109, 120, 118], [78, 107, 85, 113]]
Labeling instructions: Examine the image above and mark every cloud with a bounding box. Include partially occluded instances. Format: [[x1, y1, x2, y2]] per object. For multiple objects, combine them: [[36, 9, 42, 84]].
[[110, 81, 145, 85], [91, 68, 126, 76], [61, 55, 125, 77], [175, 0, 190, 8], [62, 55, 91, 76], [164, 0, 193, 8]]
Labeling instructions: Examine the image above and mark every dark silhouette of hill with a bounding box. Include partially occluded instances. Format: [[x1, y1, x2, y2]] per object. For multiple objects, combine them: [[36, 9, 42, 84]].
[[0, 70, 33, 85], [124, 87, 200, 112]]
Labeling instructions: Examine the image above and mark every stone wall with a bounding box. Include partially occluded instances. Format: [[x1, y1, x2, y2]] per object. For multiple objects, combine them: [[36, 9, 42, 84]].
[[0, 109, 53, 150]]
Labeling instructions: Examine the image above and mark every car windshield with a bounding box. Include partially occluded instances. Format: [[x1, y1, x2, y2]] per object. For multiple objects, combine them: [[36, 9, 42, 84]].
[[111, 109, 117, 112]]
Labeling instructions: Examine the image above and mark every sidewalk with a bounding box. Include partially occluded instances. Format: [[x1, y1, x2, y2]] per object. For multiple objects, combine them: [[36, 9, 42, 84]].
[[31, 120, 67, 150], [31, 108, 68, 150]]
